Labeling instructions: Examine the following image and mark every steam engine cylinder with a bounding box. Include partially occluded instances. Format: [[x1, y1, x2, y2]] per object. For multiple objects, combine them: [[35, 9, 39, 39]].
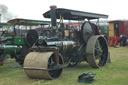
[[44, 40, 77, 52]]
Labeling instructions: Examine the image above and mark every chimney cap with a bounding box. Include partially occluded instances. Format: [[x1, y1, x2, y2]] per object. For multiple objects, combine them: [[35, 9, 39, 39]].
[[50, 5, 57, 9]]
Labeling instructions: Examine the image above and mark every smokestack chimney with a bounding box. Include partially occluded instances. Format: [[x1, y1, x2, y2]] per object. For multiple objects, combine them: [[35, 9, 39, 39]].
[[50, 5, 57, 36], [50, 5, 57, 27]]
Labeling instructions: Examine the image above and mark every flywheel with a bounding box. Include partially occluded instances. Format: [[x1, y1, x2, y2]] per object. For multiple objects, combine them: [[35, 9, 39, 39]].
[[26, 30, 38, 47], [86, 35, 109, 68], [23, 52, 63, 79]]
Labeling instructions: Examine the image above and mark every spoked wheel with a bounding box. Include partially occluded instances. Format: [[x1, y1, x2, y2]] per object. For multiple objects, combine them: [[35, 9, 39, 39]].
[[24, 52, 63, 79], [86, 35, 108, 68]]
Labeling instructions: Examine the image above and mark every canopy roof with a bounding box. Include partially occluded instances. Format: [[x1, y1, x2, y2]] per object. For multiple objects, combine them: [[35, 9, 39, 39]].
[[7, 18, 51, 26], [0, 23, 14, 26], [43, 8, 108, 20], [108, 20, 128, 23]]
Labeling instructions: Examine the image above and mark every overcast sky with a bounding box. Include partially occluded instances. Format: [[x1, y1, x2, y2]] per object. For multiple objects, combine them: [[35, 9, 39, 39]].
[[0, 0, 128, 21]]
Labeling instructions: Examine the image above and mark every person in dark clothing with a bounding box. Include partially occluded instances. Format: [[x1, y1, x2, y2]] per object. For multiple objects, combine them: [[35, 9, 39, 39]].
[[122, 34, 127, 46]]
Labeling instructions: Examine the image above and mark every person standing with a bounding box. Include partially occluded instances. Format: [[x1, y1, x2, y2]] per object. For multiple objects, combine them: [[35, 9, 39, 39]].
[[122, 34, 127, 46]]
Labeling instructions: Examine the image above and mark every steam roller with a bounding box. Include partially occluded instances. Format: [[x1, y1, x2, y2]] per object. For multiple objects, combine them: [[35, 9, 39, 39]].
[[23, 6, 110, 80], [24, 51, 63, 79]]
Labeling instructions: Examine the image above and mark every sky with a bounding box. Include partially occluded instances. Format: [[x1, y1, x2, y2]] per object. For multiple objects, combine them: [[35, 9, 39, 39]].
[[0, 0, 128, 21]]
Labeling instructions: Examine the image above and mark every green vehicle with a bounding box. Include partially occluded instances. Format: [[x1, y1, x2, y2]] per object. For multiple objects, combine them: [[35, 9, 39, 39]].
[[0, 18, 50, 66], [0, 23, 14, 42], [100, 24, 109, 38], [0, 23, 15, 65]]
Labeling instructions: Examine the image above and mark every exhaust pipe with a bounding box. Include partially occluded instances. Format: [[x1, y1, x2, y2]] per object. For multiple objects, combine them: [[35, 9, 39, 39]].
[[50, 5, 57, 36], [50, 5, 57, 27]]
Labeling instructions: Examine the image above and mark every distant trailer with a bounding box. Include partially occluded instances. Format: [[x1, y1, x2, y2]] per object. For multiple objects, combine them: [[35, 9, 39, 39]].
[[109, 20, 128, 47]]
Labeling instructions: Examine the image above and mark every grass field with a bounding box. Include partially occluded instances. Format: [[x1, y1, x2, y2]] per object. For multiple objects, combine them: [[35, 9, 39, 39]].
[[0, 47, 128, 85]]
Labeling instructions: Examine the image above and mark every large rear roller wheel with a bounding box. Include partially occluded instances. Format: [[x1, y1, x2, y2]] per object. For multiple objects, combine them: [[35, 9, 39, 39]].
[[86, 35, 108, 68], [24, 52, 63, 79]]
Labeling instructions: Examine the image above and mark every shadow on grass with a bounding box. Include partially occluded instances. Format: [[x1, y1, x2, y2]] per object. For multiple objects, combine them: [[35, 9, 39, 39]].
[[0, 63, 21, 74], [65, 62, 94, 71]]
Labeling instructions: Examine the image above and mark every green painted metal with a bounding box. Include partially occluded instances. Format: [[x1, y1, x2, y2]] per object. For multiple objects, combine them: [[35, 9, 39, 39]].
[[26, 20, 50, 25], [100, 24, 109, 38], [7, 34, 13, 40], [7, 18, 51, 26], [14, 37, 24, 45], [0, 23, 14, 26], [3, 45, 22, 54], [6, 34, 14, 44], [0, 45, 22, 60]]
